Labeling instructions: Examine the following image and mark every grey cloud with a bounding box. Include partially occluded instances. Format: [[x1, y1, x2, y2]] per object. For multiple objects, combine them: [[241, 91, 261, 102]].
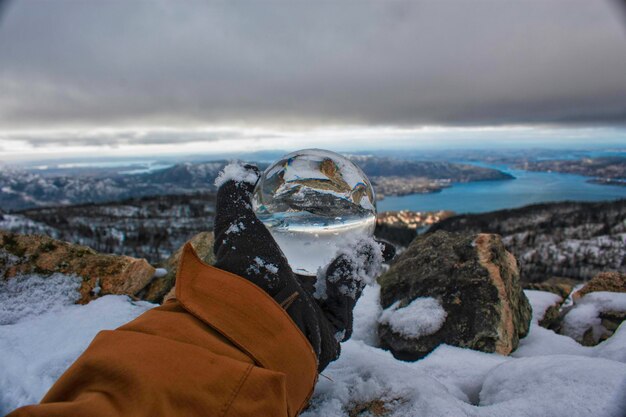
[[0, 0, 625, 131], [3, 129, 250, 148]]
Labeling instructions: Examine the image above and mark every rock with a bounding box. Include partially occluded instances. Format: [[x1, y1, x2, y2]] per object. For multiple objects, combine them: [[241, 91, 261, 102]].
[[524, 276, 579, 300], [560, 274, 626, 346], [600, 311, 626, 333], [539, 298, 563, 331], [374, 223, 417, 248], [524, 289, 565, 332], [0, 230, 155, 303], [348, 399, 392, 417], [378, 231, 532, 360], [573, 271, 625, 301], [139, 231, 215, 303], [524, 278, 577, 332]]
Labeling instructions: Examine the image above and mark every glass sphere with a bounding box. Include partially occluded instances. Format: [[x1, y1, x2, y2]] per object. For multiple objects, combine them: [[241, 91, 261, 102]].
[[252, 149, 377, 275]]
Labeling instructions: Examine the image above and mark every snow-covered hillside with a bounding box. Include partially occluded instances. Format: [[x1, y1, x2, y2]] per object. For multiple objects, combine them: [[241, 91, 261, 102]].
[[430, 199, 626, 282], [1, 276, 624, 416], [0, 194, 216, 264]]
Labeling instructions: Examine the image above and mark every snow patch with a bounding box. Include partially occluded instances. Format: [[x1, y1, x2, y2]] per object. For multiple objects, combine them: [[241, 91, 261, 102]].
[[302, 340, 475, 417], [0, 273, 82, 325], [479, 355, 626, 417], [378, 298, 447, 339], [92, 279, 101, 296], [303, 336, 626, 417], [417, 344, 509, 405]]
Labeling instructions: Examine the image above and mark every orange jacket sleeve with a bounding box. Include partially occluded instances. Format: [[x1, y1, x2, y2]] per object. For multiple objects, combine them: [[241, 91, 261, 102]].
[[7, 244, 318, 417]]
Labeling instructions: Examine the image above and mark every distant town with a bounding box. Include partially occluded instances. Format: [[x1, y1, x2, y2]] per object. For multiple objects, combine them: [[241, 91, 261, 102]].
[[376, 209, 455, 229]]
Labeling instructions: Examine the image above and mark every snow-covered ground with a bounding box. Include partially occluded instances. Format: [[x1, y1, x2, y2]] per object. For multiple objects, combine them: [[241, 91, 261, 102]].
[[1, 277, 625, 416], [0, 275, 154, 415], [303, 286, 626, 417]]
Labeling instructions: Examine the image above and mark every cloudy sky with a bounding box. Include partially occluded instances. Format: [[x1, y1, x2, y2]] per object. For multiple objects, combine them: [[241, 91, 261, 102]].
[[0, 0, 625, 161]]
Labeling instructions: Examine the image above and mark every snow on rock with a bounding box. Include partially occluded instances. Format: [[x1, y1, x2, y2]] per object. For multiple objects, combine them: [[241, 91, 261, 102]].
[[514, 290, 626, 362], [562, 291, 626, 343], [0, 273, 81, 325], [0, 295, 155, 415], [378, 297, 447, 339], [563, 283, 585, 308], [152, 267, 168, 278], [214, 162, 259, 187], [378, 231, 532, 360]]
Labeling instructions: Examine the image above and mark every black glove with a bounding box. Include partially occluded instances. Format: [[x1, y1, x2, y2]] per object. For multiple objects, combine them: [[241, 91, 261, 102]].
[[300, 237, 395, 343], [212, 162, 395, 372]]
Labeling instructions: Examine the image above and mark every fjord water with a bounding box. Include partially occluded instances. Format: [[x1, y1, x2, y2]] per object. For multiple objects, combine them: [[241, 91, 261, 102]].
[[377, 165, 626, 214]]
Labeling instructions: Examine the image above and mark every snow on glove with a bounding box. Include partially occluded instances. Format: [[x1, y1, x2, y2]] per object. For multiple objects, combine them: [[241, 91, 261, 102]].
[[301, 237, 395, 342], [212, 162, 340, 371]]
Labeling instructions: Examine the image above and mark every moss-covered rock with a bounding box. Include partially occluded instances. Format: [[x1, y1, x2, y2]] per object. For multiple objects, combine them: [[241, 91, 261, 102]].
[[378, 231, 531, 360]]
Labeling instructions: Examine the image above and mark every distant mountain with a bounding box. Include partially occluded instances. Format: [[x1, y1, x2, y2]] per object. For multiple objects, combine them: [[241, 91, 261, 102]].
[[428, 199, 626, 283], [517, 157, 626, 184], [350, 156, 515, 182], [0, 157, 512, 211]]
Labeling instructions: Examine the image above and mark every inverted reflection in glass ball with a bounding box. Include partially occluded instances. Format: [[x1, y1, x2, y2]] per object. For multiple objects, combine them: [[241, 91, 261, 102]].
[[252, 149, 377, 275]]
